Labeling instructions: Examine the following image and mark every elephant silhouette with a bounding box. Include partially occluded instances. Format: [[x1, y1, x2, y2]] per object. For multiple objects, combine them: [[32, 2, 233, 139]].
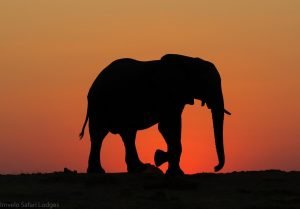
[[80, 54, 231, 175]]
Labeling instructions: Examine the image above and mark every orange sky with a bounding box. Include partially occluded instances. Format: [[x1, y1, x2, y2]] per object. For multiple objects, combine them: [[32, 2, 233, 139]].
[[0, 1, 299, 174]]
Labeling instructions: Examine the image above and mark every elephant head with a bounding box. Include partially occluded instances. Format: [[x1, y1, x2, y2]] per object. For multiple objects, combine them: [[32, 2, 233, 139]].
[[161, 54, 231, 172], [195, 59, 231, 172]]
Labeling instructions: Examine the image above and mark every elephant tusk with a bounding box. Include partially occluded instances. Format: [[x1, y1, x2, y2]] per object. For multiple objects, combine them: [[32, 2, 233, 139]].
[[224, 109, 231, 115]]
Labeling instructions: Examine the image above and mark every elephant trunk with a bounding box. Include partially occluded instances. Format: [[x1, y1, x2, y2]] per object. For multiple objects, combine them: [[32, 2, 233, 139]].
[[211, 96, 225, 172]]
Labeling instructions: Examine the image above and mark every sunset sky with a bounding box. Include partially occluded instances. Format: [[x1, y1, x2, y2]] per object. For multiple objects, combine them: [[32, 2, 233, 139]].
[[0, 1, 299, 174]]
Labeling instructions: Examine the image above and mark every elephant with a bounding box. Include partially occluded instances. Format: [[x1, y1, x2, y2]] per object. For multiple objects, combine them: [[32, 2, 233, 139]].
[[79, 54, 231, 175]]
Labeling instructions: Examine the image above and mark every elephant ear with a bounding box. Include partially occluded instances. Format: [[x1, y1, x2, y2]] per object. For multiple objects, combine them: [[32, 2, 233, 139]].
[[161, 54, 196, 105], [184, 92, 194, 105]]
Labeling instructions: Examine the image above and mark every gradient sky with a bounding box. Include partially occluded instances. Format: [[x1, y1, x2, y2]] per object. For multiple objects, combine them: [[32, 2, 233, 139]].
[[0, 1, 299, 174]]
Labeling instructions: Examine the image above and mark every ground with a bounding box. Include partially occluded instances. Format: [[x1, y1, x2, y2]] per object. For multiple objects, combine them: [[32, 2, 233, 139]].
[[0, 170, 299, 209]]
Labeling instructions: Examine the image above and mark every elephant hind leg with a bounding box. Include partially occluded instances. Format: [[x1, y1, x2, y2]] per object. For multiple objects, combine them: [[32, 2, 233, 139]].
[[120, 129, 147, 173], [87, 120, 108, 173]]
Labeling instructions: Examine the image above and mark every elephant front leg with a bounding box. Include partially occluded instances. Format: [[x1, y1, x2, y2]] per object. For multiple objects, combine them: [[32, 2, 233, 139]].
[[120, 129, 148, 173], [158, 114, 184, 175]]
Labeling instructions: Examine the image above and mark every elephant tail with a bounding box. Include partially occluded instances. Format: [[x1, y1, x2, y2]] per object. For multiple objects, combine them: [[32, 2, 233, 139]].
[[79, 105, 89, 140]]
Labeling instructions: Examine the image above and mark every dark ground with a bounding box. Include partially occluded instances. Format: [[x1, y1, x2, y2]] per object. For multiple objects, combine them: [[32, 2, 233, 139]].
[[0, 170, 299, 209]]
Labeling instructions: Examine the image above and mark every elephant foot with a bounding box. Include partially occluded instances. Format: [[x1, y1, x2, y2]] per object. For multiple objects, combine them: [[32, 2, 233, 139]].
[[154, 149, 168, 167], [166, 167, 184, 176], [87, 166, 105, 174], [127, 163, 150, 173]]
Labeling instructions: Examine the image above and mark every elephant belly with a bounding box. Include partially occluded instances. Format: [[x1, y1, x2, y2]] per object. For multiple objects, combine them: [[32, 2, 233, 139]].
[[91, 95, 162, 133], [105, 109, 160, 133]]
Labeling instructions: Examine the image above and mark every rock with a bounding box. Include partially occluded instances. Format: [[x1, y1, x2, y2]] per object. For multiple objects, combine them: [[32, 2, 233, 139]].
[[64, 167, 77, 174], [142, 164, 164, 175]]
